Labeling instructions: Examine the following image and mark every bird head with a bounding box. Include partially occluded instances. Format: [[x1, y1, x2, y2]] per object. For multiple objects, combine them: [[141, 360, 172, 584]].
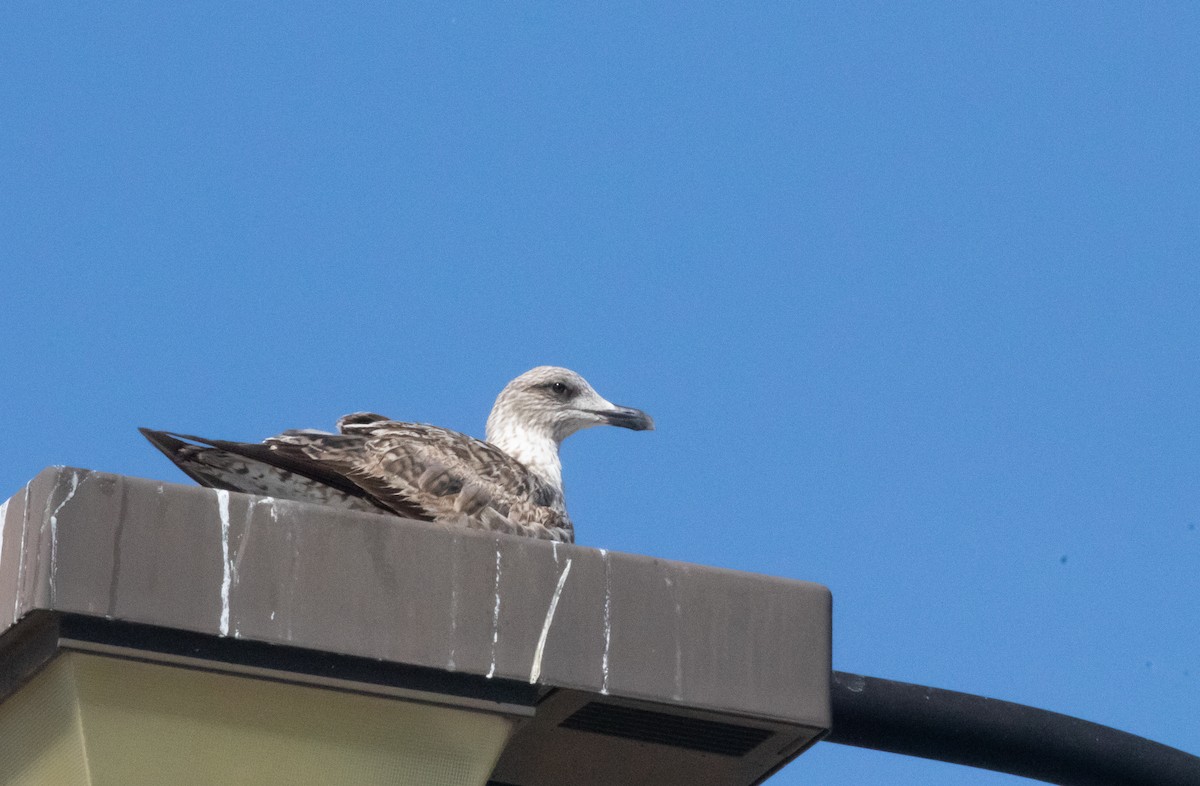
[[486, 366, 654, 448]]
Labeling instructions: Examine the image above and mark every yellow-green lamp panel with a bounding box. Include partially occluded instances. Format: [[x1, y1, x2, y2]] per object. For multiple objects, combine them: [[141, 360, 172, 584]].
[[0, 653, 515, 786]]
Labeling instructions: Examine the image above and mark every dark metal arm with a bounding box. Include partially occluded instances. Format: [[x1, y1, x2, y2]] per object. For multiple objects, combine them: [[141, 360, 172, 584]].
[[826, 671, 1200, 785]]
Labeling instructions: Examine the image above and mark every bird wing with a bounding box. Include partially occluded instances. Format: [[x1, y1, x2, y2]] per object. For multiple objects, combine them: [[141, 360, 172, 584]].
[[319, 413, 573, 540], [140, 417, 574, 542]]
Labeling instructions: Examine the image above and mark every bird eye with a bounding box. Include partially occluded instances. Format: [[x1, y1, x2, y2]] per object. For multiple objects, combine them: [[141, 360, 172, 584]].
[[550, 381, 571, 397]]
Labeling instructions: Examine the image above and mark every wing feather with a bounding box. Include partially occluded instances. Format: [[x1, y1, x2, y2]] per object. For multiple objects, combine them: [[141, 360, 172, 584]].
[[141, 414, 575, 542], [330, 414, 572, 540]]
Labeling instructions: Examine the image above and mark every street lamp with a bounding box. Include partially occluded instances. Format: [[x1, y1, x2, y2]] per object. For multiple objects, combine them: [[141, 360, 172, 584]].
[[0, 468, 832, 785]]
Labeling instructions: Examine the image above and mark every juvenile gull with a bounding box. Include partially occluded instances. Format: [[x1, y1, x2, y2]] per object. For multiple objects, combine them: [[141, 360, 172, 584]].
[[140, 367, 653, 542]]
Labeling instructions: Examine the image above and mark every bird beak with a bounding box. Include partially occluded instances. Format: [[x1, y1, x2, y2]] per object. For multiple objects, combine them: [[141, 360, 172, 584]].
[[592, 405, 655, 431]]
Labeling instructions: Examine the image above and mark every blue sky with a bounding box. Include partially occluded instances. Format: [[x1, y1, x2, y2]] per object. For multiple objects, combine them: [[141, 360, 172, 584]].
[[2, 4, 1198, 782]]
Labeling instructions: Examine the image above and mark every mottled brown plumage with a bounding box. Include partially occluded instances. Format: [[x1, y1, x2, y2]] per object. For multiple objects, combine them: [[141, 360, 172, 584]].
[[140, 367, 653, 542]]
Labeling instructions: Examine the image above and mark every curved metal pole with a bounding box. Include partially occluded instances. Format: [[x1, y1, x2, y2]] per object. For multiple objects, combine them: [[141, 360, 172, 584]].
[[826, 671, 1200, 785]]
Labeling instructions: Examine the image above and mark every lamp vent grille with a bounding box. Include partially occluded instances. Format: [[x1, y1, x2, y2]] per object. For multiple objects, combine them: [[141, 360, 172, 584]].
[[559, 702, 773, 757]]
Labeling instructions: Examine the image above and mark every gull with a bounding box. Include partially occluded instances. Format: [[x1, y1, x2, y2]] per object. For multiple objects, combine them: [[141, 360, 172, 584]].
[[140, 366, 653, 542]]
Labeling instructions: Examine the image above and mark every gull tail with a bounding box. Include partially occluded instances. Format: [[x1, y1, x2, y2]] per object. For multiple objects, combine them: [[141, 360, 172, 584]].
[[138, 428, 385, 514], [139, 428, 248, 492]]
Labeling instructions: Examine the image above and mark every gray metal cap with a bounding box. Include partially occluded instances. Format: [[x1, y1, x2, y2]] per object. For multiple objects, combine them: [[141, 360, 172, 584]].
[[0, 467, 831, 785]]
